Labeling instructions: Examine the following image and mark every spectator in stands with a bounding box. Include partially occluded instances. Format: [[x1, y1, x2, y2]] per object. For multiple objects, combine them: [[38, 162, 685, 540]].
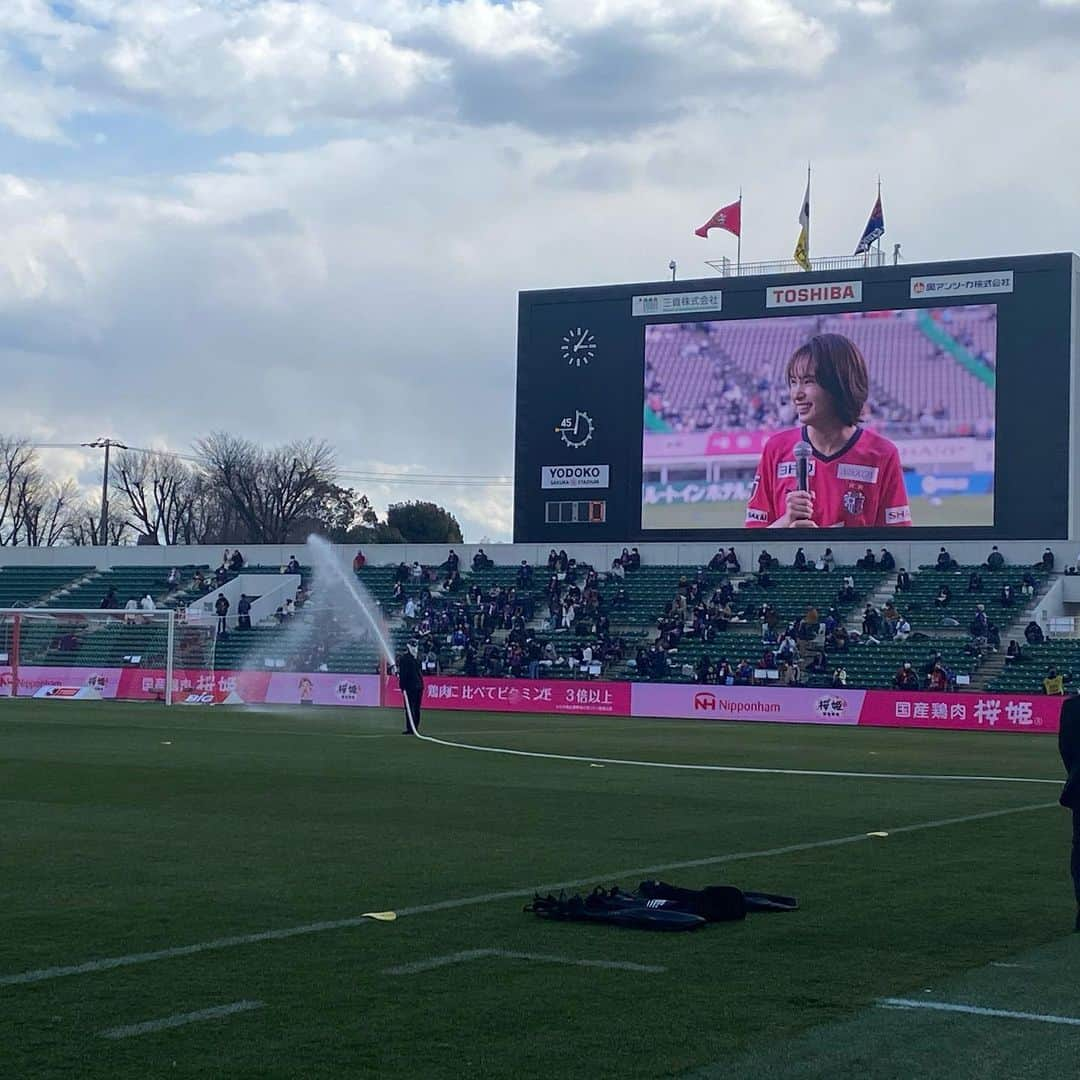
[[516, 560, 532, 587], [967, 569, 983, 592], [1021, 577, 1035, 600], [896, 568, 912, 593], [411, 561, 423, 580], [936, 547, 957, 571], [758, 550, 775, 574], [1006, 640, 1023, 664], [862, 604, 883, 641], [757, 566, 774, 589], [880, 548, 896, 571], [970, 603, 989, 638], [820, 548, 835, 573], [734, 659, 754, 686], [807, 651, 829, 676], [837, 575, 856, 603], [935, 584, 952, 608], [192, 569, 206, 591], [222, 549, 232, 569], [986, 546, 1005, 571], [724, 547, 741, 572], [882, 600, 901, 633], [167, 567, 180, 592], [394, 562, 409, 584], [284, 555, 299, 575], [140, 593, 155, 614], [284, 597, 296, 619], [927, 663, 949, 692], [230, 549, 245, 571], [780, 659, 800, 687], [708, 548, 727, 572], [856, 548, 877, 570], [831, 666, 848, 688], [446, 549, 460, 574], [215, 593, 229, 635], [214, 564, 228, 587], [547, 549, 559, 571], [1041, 548, 1055, 571], [353, 550, 366, 572], [1000, 584, 1015, 607], [802, 605, 820, 640], [1045, 668, 1066, 695], [695, 653, 711, 684], [100, 586, 118, 609], [1025, 620, 1045, 645], [893, 662, 919, 690], [237, 594, 252, 631], [793, 547, 808, 571], [473, 548, 493, 571], [895, 615, 911, 642], [124, 597, 139, 625]]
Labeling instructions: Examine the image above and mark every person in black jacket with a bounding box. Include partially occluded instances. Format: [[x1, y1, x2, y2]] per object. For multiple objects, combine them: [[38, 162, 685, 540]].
[[397, 642, 425, 734], [1059, 694, 1080, 930]]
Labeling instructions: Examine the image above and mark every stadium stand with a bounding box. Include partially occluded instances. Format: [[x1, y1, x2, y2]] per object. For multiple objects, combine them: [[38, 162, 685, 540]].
[[0, 566, 95, 608]]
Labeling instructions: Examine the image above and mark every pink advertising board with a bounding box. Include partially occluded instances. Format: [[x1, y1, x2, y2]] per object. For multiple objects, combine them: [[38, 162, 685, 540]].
[[384, 675, 632, 715], [0, 665, 124, 698], [631, 682, 866, 725], [858, 689, 1060, 733]]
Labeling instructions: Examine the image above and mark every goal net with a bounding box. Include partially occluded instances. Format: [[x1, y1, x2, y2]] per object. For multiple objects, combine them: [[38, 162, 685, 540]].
[[0, 607, 217, 706]]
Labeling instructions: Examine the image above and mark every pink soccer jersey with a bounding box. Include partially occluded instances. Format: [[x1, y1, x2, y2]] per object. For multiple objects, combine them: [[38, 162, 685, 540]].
[[745, 427, 911, 528]]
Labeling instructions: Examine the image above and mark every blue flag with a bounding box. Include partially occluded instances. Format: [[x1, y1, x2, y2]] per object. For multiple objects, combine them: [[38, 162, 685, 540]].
[[854, 194, 884, 254]]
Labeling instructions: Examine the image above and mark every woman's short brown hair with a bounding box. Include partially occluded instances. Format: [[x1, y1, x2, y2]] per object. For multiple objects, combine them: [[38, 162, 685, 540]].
[[786, 333, 869, 427]]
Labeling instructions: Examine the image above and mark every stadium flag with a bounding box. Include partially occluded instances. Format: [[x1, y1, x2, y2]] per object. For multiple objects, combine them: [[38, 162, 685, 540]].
[[694, 199, 741, 239], [793, 167, 811, 271], [854, 189, 885, 255]]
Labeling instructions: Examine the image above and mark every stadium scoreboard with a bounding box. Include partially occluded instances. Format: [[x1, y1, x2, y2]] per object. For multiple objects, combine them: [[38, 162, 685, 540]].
[[514, 252, 1079, 542]]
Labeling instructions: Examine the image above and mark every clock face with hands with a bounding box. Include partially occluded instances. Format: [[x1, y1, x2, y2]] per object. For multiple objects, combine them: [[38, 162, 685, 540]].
[[561, 327, 596, 367]]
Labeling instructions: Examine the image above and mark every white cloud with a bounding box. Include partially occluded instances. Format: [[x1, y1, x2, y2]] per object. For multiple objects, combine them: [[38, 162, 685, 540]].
[[0, 1, 1078, 539]]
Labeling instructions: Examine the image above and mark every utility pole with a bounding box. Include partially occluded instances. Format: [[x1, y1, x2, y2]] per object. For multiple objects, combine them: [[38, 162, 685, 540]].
[[82, 438, 128, 545]]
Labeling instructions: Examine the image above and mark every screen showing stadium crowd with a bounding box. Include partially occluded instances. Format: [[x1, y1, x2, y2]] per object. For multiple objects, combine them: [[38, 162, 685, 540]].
[[641, 305, 997, 530]]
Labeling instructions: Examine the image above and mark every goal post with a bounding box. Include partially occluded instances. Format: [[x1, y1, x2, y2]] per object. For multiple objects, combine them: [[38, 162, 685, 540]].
[[0, 607, 217, 705]]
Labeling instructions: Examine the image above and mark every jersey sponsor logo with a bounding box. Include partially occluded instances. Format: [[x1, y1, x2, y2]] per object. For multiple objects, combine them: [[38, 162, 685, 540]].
[[748, 473, 760, 501], [836, 463, 879, 484], [777, 459, 816, 480], [885, 505, 912, 525], [842, 488, 866, 516], [745, 509, 768, 523]]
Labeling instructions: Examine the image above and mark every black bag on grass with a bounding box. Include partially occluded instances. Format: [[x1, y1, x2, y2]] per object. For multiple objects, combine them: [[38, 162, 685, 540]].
[[637, 880, 747, 922], [525, 888, 705, 931]]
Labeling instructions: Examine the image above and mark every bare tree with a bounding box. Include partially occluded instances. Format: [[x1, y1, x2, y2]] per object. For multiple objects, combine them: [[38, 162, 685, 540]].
[[19, 477, 80, 547], [194, 434, 338, 543], [0, 437, 37, 545], [112, 449, 199, 545]]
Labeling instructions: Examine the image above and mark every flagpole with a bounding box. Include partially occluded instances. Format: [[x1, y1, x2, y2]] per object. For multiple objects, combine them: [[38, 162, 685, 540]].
[[875, 175, 882, 264], [737, 188, 742, 276], [806, 162, 811, 269]]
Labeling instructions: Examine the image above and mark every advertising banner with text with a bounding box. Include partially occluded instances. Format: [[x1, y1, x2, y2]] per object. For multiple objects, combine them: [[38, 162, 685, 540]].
[[384, 675, 632, 715]]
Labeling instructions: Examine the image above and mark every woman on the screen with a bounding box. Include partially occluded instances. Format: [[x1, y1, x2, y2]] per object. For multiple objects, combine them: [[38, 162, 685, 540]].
[[745, 333, 911, 529]]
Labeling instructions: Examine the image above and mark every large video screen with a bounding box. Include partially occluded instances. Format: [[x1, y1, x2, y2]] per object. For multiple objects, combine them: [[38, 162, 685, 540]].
[[642, 305, 997, 530]]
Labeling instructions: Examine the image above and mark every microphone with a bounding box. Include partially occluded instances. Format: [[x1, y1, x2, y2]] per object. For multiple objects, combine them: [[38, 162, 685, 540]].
[[793, 439, 812, 493]]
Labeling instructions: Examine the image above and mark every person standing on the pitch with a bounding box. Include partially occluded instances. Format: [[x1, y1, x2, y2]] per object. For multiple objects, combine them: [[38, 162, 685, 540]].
[[1060, 693, 1080, 929], [397, 641, 424, 734]]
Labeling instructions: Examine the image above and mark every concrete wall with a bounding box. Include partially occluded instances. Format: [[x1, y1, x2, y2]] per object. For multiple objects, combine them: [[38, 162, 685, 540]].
[[0, 539, 1076, 571]]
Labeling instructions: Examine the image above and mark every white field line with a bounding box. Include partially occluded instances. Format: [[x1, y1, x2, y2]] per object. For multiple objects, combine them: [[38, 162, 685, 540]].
[[384, 949, 665, 975], [413, 728, 1061, 786], [99, 1000, 264, 1039], [879, 998, 1080, 1027], [0, 801, 1054, 989]]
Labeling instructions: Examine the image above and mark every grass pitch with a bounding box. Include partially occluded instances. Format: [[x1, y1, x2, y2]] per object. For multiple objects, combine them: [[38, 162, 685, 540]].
[[2, 700, 1075, 1078]]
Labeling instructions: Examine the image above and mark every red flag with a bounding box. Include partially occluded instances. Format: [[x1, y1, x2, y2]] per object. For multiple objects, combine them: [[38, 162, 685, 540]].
[[695, 199, 741, 239]]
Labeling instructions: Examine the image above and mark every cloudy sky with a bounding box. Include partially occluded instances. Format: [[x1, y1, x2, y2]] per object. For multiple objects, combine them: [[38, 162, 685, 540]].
[[1, 0, 1077, 540]]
